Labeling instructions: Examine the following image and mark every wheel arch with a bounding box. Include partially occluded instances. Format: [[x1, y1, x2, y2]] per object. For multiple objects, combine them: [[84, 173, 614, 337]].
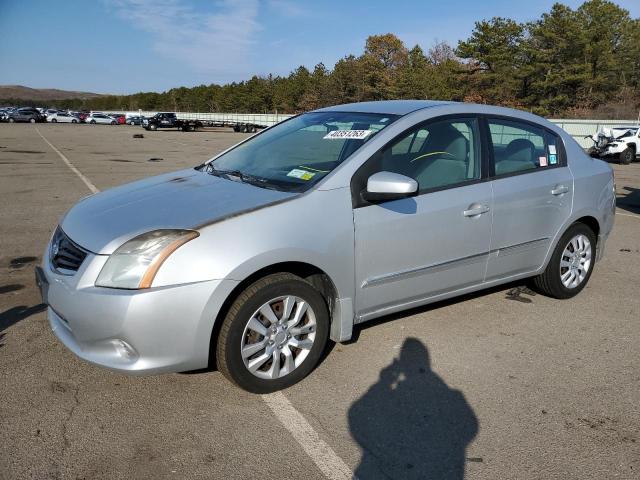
[[541, 213, 602, 274], [574, 215, 600, 239], [208, 261, 343, 369]]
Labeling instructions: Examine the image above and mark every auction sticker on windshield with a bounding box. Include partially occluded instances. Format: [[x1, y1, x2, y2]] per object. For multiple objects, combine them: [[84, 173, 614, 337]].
[[323, 129, 372, 140], [287, 169, 316, 181]]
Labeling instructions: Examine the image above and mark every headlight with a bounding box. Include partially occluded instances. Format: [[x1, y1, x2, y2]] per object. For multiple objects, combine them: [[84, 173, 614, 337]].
[[95, 229, 199, 289]]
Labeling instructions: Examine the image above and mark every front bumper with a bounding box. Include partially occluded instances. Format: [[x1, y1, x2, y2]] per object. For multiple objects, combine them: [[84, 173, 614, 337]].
[[39, 253, 238, 374], [601, 144, 626, 157]]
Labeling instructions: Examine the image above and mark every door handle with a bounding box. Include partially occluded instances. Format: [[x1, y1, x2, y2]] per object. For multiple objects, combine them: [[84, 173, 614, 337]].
[[551, 185, 569, 196], [463, 204, 490, 217]]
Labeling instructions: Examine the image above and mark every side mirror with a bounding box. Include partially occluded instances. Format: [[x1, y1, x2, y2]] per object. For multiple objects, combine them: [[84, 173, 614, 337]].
[[364, 171, 418, 202]]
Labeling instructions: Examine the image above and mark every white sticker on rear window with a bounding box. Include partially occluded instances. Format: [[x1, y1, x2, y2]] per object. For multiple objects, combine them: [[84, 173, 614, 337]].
[[548, 145, 557, 155], [323, 129, 372, 140]]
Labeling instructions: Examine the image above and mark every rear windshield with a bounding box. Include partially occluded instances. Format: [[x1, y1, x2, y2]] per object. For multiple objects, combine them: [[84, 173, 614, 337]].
[[205, 111, 398, 192]]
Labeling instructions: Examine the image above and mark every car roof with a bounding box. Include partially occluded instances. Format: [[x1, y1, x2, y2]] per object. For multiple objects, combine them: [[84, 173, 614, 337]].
[[313, 100, 452, 115], [313, 100, 564, 133]]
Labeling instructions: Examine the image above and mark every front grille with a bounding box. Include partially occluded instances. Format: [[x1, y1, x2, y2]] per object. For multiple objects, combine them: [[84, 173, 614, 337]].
[[50, 227, 87, 273]]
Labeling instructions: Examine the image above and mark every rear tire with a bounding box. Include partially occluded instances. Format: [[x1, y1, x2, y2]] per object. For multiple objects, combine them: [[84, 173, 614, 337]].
[[532, 223, 596, 299], [620, 147, 634, 165], [90, 120, 96, 124], [8, 118, 15, 123], [216, 273, 330, 393], [71, 119, 77, 123], [29, 118, 36, 123], [51, 119, 57, 123]]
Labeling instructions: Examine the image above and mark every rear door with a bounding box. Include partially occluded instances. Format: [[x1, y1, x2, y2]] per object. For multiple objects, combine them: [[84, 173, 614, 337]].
[[484, 117, 573, 281]]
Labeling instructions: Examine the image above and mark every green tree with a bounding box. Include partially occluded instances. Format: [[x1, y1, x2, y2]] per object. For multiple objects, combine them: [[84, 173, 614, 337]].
[[457, 17, 525, 104]]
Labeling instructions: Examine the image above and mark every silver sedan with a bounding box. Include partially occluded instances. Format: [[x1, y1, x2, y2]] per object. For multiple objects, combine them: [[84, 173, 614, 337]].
[[37, 100, 615, 392], [47, 112, 79, 123]]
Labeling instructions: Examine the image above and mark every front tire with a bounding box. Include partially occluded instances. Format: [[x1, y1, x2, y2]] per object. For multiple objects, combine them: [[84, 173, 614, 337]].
[[216, 273, 330, 393], [620, 147, 634, 165], [51, 119, 57, 123], [29, 118, 36, 123], [532, 223, 596, 299]]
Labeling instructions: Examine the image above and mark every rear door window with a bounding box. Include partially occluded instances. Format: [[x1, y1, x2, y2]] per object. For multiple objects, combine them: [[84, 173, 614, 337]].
[[487, 119, 560, 176]]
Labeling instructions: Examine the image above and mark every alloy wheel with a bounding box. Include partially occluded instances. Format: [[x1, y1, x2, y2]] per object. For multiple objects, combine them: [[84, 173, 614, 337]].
[[241, 295, 317, 380], [560, 234, 592, 288]]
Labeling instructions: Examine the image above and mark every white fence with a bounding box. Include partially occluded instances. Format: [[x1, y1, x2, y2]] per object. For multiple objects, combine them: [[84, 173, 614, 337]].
[[102, 110, 638, 145]]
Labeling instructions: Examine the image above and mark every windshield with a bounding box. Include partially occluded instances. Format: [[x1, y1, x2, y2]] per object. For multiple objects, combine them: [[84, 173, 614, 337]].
[[204, 111, 398, 191], [616, 128, 638, 139]]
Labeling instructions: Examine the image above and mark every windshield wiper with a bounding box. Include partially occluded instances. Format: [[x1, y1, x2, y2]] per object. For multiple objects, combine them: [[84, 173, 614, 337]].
[[204, 165, 284, 190]]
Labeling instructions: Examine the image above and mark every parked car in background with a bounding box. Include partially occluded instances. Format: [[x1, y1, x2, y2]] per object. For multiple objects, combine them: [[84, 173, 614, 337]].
[[37, 100, 615, 393], [6, 107, 45, 123], [143, 112, 202, 131], [74, 112, 89, 122], [47, 112, 79, 123], [127, 115, 144, 125], [113, 114, 126, 125], [86, 113, 117, 125]]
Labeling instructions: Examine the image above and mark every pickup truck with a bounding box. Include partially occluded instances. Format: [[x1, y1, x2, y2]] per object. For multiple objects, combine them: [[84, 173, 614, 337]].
[[588, 126, 640, 164], [142, 112, 202, 132]]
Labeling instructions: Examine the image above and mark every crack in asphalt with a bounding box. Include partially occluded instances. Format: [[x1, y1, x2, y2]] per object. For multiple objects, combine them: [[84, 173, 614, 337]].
[[55, 382, 80, 454]]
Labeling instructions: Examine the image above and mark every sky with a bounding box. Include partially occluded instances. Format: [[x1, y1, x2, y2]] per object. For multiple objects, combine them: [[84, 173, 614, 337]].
[[1, 0, 639, 95]]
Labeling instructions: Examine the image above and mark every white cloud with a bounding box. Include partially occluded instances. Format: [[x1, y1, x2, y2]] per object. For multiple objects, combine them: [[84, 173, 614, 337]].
[[267, 0, 307, 17], [111, 0, 260, 82]]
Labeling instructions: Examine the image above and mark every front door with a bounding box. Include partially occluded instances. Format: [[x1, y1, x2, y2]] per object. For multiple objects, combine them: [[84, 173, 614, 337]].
[[352, 117, 493, 319]]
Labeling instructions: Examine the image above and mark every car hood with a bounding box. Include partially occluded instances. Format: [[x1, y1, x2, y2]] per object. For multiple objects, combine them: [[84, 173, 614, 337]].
[[61, 168, 297, 254]]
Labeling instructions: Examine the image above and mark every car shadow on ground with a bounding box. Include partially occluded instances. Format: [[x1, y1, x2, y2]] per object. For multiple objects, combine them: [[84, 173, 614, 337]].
[[185, 281, 530, 376], [0, 304, 47, 334], [348, 337, 479, 479], [616, 186, 640, 214], [347, 279, 533, 343]]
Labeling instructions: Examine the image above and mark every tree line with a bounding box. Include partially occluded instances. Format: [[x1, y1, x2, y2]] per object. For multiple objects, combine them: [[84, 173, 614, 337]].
[[9, 0, 640, 119]]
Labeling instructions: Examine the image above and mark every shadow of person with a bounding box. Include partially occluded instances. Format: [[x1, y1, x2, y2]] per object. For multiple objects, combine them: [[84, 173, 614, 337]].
[[349, 338, 478, 479]]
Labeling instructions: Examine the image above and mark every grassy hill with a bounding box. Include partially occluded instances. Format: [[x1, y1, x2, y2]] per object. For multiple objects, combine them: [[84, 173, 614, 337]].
[[0, 85, 104, 102]]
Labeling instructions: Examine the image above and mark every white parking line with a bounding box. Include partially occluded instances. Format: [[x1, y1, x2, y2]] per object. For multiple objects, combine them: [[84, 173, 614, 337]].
[[34, 126, 351, 479], [35, 127, 99, 194], [262, 392, 353, 480]]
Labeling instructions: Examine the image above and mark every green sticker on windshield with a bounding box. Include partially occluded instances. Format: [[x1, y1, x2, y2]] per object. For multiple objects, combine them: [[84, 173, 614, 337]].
[[287, 168, 316, 181]]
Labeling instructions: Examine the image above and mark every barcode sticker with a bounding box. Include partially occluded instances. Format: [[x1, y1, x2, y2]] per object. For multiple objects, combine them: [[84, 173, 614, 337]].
[[323, 130, 372, 140]]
